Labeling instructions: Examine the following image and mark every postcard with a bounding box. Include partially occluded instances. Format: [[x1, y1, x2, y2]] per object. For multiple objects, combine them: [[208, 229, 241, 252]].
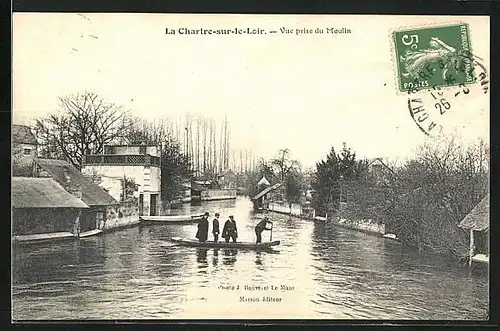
[[12, 13, 489, 320]]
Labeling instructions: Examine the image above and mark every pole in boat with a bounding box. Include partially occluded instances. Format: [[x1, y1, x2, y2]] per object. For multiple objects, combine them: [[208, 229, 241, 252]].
[[269, 221, 273, 242]]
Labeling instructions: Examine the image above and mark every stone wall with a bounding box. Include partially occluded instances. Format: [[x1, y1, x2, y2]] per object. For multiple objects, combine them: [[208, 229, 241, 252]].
[[103, 201, 140, 231], [268, 202, 302, 217], [332, 217, 386, 235]]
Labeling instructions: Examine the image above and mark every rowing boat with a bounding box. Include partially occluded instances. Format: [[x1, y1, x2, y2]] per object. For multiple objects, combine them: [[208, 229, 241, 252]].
[[140, 214, 204, 223], [12, 232, 75, 243], [171, 237, 281, 249]]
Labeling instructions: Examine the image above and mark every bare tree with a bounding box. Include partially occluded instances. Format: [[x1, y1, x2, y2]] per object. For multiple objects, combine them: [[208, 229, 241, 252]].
[[271, 148, 300, 182], [35, 91, 133, 169]]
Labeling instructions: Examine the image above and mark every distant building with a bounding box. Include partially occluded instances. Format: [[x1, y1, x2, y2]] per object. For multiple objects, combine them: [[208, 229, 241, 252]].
[[459, 194, 489, 266], [217, 169, 237, 189], [12, 124, 38, 176], [12, 177, 89, 238], [251, 182, 284, 210], [257, 175, 271, 187], [82, 144, 161, 216], [368, 158, 396, 187], [35, 158, 119, 233]]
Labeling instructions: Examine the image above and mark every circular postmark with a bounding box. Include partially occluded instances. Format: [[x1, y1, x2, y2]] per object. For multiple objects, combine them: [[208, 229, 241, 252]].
[[406, 51, 489, 136]]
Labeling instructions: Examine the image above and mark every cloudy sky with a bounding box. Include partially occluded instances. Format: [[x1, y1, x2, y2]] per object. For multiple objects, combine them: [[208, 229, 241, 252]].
[[13, 14, 489, 168]]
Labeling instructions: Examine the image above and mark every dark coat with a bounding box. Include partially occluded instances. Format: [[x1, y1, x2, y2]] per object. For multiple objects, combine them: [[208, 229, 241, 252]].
[[195, 217, 209, 241], [222, 219, 238, 239], [255, 220, 272, 234], [212, 218, 220, 234]]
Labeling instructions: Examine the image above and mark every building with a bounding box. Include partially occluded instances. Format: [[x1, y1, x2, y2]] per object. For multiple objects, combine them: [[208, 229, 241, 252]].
[[82, 144, 161, 216], [34, 158, 119, 234], [251, 182, 284, 210], [217, 169, 237, 189], [12, 124, 38, 176], [12, 177, 89, 241], [368, 158, 397, 187], [257, 175, 271, 187], [459, 194, 489, 266]]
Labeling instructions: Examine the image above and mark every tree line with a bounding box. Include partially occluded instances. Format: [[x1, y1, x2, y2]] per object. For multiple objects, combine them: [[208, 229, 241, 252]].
[[310, 138, 489, 260], [16, 91, 258, 203]]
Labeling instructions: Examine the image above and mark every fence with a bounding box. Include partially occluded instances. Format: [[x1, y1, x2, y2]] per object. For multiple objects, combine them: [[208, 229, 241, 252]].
[[267, 202, 302, 216], [83, 154, 161, 167]]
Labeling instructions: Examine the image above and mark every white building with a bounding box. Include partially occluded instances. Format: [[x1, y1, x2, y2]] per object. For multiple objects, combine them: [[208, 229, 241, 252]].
[[82, 144, 161, 216]]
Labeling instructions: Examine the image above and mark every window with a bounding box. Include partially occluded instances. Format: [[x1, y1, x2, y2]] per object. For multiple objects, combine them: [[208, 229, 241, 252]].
[[23, 148, 31, 155]]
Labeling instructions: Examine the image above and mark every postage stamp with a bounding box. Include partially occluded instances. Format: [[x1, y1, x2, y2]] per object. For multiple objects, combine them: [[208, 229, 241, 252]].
[[393, 23, 475, 93], [406, 52, 489, 136]]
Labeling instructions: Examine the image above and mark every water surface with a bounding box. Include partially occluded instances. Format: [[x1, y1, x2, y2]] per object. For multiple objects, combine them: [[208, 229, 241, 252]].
[[12, 197, 488, 319]]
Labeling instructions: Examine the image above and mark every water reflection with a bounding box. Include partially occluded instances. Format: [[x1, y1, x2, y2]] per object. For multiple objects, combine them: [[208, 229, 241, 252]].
[[255, 251, 263, 267], [196, 248, 209, 266], [222, 249, 238, 266], [12, 197, 489, 320]]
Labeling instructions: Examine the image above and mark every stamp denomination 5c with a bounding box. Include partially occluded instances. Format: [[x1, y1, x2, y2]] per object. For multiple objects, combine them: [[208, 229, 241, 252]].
[[393, 23, 475, 92]]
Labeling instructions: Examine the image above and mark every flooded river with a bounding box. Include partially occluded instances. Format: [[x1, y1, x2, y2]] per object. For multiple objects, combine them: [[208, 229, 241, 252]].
[[12, 197, 488, 320]]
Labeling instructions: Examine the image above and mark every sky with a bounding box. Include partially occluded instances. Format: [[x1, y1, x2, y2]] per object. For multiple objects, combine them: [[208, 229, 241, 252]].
[[13, 14, 490, 168]]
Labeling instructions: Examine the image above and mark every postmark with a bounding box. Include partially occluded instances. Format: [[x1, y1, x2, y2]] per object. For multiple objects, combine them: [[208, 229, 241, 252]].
[[393, 23, 475, 93], [406, 51, 489, 136]]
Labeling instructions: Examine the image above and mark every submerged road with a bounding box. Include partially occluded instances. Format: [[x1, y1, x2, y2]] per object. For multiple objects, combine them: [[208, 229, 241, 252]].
[[12, 197, 488, 319]]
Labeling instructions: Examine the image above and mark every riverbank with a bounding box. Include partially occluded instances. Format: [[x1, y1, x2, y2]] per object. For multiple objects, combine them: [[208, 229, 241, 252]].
[[102, 215, 141, 233], [12, 197, 489, 320], [262, 202, 398, 239]]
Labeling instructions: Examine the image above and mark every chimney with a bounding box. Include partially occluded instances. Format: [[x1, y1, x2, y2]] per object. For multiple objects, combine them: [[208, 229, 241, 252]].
[[63, 168, 83, 199], [63, 169, 71, 189]]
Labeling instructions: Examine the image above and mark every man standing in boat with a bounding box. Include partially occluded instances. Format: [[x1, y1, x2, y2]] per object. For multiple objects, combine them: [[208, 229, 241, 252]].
[[212, 213, 220, 243], [196, 212, 210, 243], [255, 217, 273, 244], [222, 215, 238, 243]]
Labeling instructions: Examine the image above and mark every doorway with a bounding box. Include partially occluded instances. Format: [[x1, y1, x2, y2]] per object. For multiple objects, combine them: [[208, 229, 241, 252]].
[[150, 194, 158, 216]]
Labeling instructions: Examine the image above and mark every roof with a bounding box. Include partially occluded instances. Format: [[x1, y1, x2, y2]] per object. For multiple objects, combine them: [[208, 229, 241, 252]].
[[459, 194, 489, 231], [12, 177, 89, 209], [36, 158, 118, 206], [12, 125, 37, 145], [257, 176, 271, 186], [251, 182, 283, 200]]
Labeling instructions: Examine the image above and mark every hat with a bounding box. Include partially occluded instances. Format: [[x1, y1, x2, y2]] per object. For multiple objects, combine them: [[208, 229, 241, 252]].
[[229, 215, 234, 219], [215, 213, 220, 217], [204, 212, 210, 216]]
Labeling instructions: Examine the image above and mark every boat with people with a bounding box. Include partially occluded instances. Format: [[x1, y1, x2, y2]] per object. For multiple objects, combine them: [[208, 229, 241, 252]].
[[170, 237, 281, 250], [139, 214, 205, 224]]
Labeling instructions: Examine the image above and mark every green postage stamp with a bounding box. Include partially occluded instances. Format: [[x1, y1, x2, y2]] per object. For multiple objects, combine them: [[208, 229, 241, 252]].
[[393, 23, 475, 92]]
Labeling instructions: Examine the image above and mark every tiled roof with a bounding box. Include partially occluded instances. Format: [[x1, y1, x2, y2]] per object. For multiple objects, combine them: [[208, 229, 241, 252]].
[[12, 177, 89, 209], [12, 125, 37, 145], [36, 158, 118, 206], [459, 194, 489, 231]]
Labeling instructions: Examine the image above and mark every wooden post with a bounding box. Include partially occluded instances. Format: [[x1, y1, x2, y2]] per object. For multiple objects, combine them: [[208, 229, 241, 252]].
[[74, 210, 81, 238], [469, 229, 474, 267]]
